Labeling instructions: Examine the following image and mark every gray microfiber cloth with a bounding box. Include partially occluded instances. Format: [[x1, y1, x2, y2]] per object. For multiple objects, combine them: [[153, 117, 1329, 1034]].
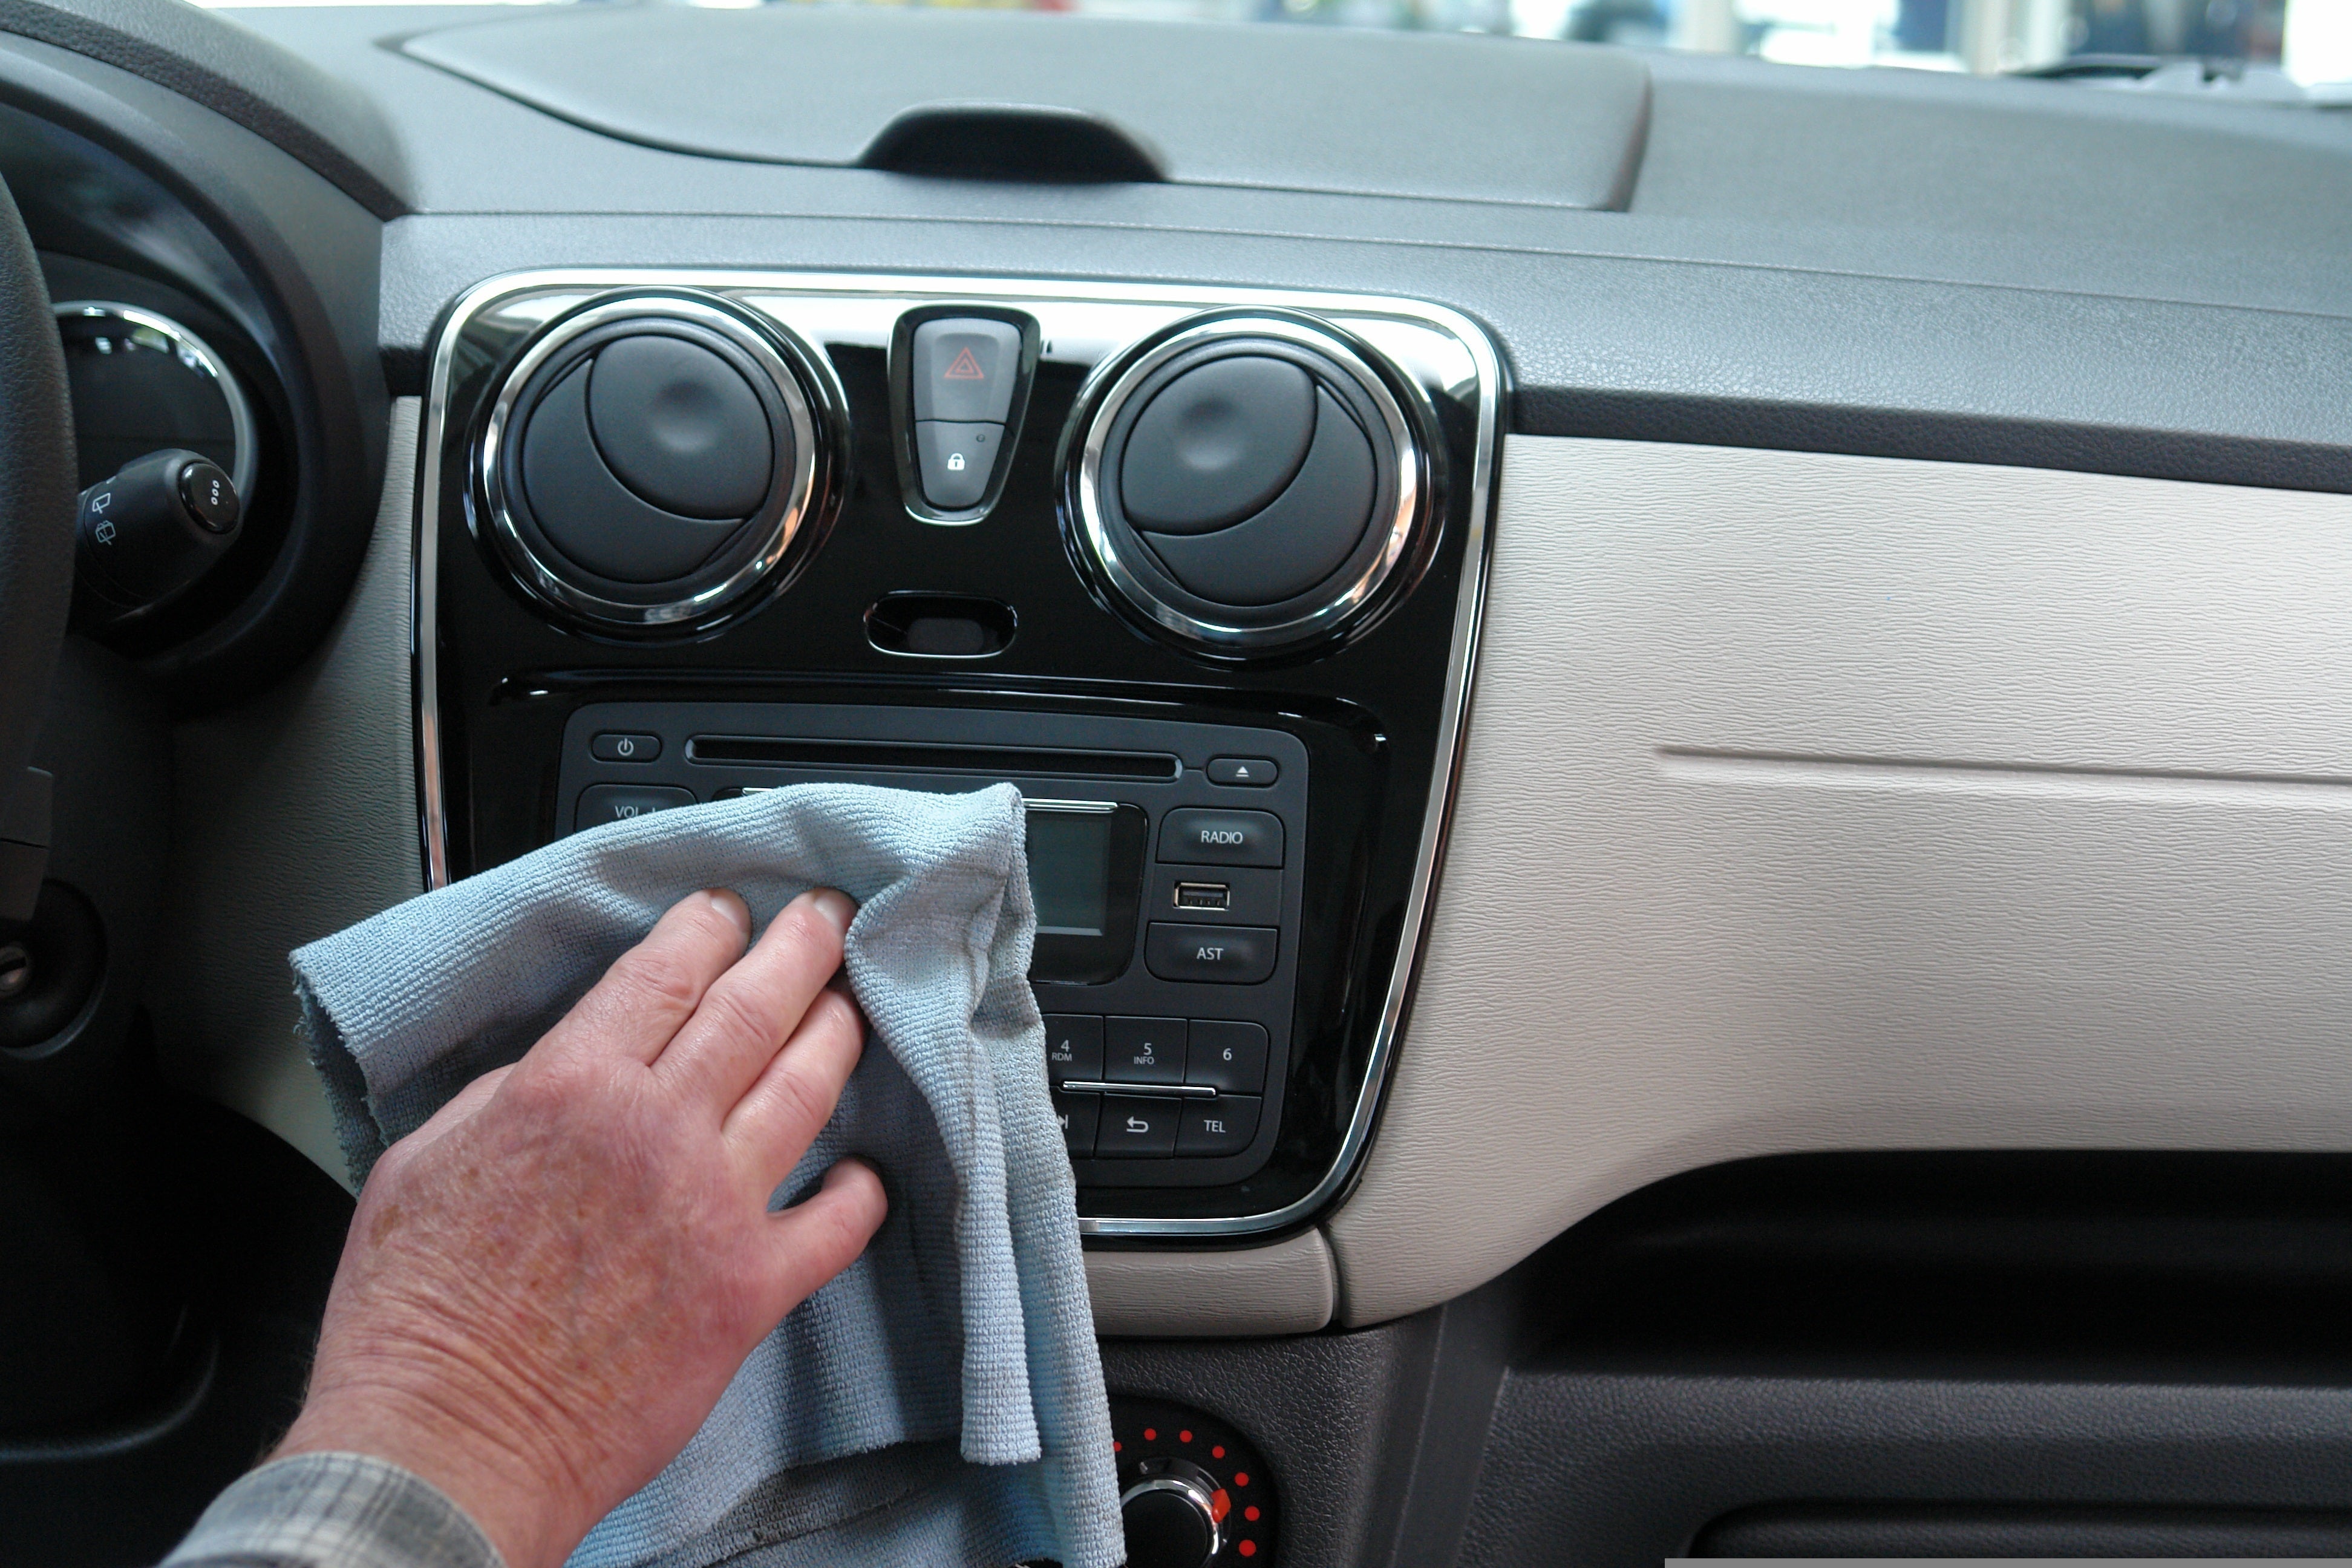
[[288, 782, 1125, 1568]]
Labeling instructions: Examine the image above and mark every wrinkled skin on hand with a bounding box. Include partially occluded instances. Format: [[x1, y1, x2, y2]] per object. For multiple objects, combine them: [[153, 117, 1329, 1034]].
[[274, 887, 889, 1568]]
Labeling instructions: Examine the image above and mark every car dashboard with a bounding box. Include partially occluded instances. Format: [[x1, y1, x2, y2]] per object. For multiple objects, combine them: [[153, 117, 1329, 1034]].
[[4, 2, 2352, 1564]]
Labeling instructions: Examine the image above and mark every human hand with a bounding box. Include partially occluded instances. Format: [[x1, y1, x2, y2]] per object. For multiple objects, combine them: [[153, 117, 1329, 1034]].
[[272, 887, 889, 1568]]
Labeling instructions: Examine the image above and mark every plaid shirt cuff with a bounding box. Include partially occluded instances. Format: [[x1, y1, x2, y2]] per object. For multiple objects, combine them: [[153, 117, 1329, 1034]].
[[162, 1451, 505, 1568]]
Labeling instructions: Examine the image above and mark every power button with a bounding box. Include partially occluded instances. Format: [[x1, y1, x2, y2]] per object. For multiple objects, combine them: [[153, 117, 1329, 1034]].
[[591, 732, 662, 763]]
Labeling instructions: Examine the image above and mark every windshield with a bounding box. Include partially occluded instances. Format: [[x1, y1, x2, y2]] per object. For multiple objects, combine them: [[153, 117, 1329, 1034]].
[[206, 0, 2352, 92]]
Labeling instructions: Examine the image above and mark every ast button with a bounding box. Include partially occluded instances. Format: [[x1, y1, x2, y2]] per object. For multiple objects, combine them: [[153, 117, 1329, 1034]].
[[575, 784, 694, 832], [1105, 1016, 1186, 1084], [1052, 1090, 1100, 1158], [1185, 1021, 1269, 1093], [1206, 756, 1279, 787], [590, 731, 662, 762], [1094, 1097, 1180, 1157], [1043, 1014, 1105, 1082], [1177, 1095, 1261, 1157], [1158, 808, 1283, 868], [910, 318, 1021, 424], [1146, 923, 1278, 984]]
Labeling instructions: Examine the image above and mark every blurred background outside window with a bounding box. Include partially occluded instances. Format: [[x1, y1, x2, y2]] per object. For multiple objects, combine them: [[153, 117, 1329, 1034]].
[[1031, 0, 2352, 84], [201, 0, 2352, 93]]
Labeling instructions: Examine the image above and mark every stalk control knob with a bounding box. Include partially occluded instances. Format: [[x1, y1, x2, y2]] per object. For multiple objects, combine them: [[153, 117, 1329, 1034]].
[[74, 448, 241, 624]]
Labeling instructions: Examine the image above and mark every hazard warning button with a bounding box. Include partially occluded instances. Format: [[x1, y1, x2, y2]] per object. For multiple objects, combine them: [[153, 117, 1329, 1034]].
[[910, 318, 1021, 425]]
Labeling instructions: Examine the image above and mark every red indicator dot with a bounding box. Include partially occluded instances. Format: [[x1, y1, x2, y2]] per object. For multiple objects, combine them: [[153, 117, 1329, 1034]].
[[1245, 1506, 1261, 1521], [1143, 1428, 1156, 1441], [1233, 1472, 1250, 1488], [1212, 1445, 1226, 1459], [1179, 1429, 1194, 1444], [1112, 1442, 1123, 1454], [1238, 1541, 1258, 1558]]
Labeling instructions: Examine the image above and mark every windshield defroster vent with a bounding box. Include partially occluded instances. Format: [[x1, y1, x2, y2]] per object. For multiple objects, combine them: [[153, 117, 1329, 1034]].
[[859, 105, 1165, 184]]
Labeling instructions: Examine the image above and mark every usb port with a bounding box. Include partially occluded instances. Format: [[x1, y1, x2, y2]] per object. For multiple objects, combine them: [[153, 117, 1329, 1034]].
[[1173, 881, 1231, 911]]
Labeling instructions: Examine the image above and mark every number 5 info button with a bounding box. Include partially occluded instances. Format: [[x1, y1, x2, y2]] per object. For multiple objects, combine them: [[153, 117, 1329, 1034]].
[[1145, 923, 1278, 984]]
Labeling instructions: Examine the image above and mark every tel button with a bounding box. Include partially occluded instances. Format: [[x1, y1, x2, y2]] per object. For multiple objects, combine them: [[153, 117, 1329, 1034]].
[[575, 784, 694, 831], [1206, 756, 1279, 787], [1158, 808, 1283, 868], [590, 731, 662, 762], [1177, 1095, 1261, 1157], [1094, 1096, 1180, 1157], [1145, 923, 1278, 985]]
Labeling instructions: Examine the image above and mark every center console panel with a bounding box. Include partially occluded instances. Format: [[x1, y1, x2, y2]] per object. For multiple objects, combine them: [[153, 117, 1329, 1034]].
[[416, 271, 1500, 1236]]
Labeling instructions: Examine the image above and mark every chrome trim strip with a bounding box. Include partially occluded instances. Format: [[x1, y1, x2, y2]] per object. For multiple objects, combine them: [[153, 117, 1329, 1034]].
[[1058, 1081, 1221, 1100], [413, 268, 1501, 1241], [54, 301, 259, 501]]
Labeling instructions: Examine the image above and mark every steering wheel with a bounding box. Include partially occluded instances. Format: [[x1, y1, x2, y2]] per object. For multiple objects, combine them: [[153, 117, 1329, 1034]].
[[0, 172, 76, 822]]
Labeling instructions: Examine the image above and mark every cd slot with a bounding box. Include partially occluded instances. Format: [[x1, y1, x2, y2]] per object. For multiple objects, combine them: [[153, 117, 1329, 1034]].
[[687, 734, 1180, 781]]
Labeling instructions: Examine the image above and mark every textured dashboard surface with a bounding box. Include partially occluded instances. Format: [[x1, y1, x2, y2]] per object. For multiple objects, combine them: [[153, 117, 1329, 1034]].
[[1330, 434, 2352, 1326], [400, 7, 1650, 210], [152, 399, 421, 1182]]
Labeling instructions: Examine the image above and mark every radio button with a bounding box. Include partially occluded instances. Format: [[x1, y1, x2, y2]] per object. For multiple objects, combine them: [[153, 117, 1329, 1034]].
[[1158, 808, 1283, 868], [1106, 1016, 1187, 1084], [1043, 1014, 1105, 1082], [1184, 1021, 1269, 1093], [1053, 1090, 1100, 1158], [1146, 923, 1278, 985], [1095, 1097, 1181, 1157], [1177, 1096, 1261, 1158]]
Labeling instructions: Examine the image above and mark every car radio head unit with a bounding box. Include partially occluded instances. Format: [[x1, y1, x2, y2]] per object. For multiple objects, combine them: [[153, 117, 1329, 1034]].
[[416, 270, 1500, 1237], [555, 701, 1310, 1192]]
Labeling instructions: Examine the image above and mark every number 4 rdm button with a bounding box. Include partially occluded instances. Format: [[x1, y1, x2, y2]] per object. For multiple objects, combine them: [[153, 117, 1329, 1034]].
[[1145, 923, 1278, 984]]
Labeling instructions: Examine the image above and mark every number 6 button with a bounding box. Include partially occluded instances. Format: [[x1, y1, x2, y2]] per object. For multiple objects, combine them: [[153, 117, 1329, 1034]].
[[1184, 1021, 1267, 1093]]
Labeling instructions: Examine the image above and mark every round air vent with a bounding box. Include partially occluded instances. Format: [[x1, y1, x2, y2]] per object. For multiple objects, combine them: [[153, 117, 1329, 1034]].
[[477, 292, 848, 632], [1064, 312, 1432, 657]]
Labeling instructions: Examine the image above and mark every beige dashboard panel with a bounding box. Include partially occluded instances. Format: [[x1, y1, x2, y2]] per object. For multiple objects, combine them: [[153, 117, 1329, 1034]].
[[1327, 435, 2352, 1327], [155, 399, 425, 1187], [1087, 1230, 1336, 1337]]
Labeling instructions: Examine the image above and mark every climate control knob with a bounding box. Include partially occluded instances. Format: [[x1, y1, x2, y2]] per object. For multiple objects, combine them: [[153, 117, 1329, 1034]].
[[1120, 1457, 1225, 1568]]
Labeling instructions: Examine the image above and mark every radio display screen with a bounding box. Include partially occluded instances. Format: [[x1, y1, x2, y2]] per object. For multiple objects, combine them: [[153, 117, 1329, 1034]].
[[1027, 808, 1114, 937]]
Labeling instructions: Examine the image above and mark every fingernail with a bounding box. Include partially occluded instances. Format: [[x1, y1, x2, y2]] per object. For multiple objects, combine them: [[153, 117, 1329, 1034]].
[[706, 888, 751, 936], [807, 887, 857, 933]]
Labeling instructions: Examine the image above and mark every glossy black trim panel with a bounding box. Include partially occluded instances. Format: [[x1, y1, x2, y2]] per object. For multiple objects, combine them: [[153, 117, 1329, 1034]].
[[417, 270, 1500, 1236]]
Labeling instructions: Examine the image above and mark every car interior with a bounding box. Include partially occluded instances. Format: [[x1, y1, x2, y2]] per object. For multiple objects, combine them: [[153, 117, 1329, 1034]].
[[3, 0, 2351, 1563]]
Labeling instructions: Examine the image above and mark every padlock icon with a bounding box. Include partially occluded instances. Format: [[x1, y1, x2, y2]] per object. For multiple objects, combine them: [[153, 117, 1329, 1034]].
[[947, 451, 967, 471]]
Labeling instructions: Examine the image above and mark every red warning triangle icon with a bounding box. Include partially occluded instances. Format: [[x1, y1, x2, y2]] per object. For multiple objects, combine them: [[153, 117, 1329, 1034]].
[[942, 347, 987, 381]]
